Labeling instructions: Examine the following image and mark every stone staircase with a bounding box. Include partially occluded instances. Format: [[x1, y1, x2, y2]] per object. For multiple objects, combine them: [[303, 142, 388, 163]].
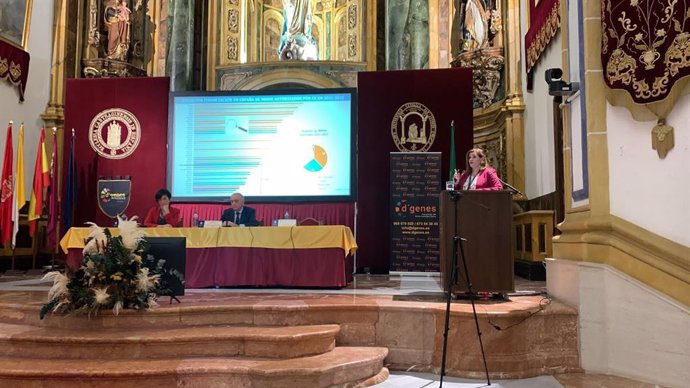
[[0, 303, 389, 387]]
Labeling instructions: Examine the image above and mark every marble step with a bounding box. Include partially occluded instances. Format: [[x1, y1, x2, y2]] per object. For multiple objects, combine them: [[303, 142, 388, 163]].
[[0, 346, 389, 388], [0, 322, 339, 360], [1, 301, 358, 329]]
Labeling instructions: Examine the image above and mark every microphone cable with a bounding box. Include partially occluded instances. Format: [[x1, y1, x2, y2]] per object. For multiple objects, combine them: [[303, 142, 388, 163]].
[[484, 296, 552, 331]]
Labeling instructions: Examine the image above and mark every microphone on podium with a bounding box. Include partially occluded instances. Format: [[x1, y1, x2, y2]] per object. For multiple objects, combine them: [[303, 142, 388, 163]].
[[498, 178, 525, 197]]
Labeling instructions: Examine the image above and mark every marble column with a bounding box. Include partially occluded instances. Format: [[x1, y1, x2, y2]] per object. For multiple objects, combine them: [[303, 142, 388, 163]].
[[165, 0, 194, 91]]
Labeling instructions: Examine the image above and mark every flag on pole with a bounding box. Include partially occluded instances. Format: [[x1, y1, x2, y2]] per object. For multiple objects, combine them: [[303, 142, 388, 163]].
[[12, 124, 25, 247], [46, 128, 59, 249], [62, 129, 77, 233], [28, 128, 50, 237], [0, 123, 14, 246], [448, 120, 457, 182]]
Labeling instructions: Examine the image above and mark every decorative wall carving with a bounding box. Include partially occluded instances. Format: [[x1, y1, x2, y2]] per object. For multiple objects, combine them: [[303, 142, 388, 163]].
[[88, 1, 101, 47], [227, 37, 239, 60], [348, 33, 357, 57], [348, 4, 356, 29], [453, 47, 505, 108], [325, 70, 357, 87], [221, 0, 241, 65], [215, 61, 365, 90], [220, 71, 254, 90], [228, 8, 240, 33]]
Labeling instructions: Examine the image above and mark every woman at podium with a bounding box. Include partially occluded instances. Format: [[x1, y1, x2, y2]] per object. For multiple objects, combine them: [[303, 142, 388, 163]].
[[453, 148, 503, 191], [143, 188, 181, 227]]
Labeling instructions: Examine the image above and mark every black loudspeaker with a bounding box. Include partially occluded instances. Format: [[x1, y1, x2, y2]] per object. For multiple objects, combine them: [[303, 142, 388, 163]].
[[145, 237, 186, 296]]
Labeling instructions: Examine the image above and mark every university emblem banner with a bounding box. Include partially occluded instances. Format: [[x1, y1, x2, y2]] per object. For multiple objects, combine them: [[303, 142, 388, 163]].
[[601, 0, 690, 104], [64, 77, 169, 227]]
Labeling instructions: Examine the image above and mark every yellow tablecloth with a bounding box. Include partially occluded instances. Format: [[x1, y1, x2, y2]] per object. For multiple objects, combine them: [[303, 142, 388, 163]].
[[60, 226, 358, 255]]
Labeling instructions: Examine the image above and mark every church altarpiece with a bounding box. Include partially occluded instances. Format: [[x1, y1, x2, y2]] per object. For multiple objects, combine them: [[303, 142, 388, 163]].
[[207, 0, 373, 91], [44, 0, 525, 193]]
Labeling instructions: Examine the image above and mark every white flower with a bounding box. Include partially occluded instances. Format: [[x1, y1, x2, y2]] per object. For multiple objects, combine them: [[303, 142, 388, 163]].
[[136, 267, 161, 293], [136, 267, 151, 292], [113, 300, 123, 316], [83, 222, 107, 255], [93, 287, 110, 305], [43, 271, 69, 300], [118, 215, 145, 250], [147, 295, 159, 308]]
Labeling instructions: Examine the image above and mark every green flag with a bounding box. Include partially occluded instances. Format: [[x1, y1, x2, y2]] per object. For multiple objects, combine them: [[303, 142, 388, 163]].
[[448, 120, 456, 182]]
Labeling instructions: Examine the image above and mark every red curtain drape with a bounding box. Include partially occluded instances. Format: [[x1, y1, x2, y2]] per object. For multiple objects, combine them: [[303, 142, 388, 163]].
[[525, 0, 560, 73], [173, 202, 354, 229], [0, 40, 30, 101]]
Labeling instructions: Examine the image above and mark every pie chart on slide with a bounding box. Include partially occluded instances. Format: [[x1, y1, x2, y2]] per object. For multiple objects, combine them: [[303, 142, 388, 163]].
[[304, 145, 328, 172]]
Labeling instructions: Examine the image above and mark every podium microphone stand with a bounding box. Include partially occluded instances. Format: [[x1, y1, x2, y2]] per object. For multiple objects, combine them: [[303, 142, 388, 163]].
[[439, 190, 491, 386]]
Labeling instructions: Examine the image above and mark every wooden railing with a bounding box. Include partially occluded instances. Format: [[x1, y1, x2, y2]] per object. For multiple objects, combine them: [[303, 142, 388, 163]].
[[513, 210, 553, 262]]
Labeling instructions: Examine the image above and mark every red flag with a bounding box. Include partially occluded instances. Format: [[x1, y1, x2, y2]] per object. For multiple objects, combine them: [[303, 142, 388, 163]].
[[0, 123, 14, 246], [29, 128, 50, 236], [46, 128, 59, 249]]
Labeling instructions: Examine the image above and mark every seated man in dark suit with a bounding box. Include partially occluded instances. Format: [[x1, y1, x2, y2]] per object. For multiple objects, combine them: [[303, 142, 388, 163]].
[[220, 192, 260, 226]]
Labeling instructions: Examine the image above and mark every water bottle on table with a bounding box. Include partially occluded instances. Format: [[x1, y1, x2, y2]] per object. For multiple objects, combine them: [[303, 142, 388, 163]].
[[192, 212, 199, 227]]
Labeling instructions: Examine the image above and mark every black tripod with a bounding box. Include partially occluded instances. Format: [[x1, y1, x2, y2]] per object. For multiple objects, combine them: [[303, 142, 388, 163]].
[[439, 191, 491, 386]]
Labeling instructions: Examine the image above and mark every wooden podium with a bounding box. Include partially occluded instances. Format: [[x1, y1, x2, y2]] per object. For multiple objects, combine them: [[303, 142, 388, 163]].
[[439, 190, 514, 293]]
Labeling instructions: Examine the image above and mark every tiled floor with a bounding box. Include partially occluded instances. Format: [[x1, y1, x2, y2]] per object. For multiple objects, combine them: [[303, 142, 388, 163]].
[[0, 271, 657, 387]]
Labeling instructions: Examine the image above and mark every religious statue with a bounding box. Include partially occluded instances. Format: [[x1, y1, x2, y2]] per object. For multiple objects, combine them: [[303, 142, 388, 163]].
[[104, 0, 131, 61], [399, 0, 429, 69], [278, 0, 318, 60], [462, 0, 489, 52], [451, 0, 505, 108]]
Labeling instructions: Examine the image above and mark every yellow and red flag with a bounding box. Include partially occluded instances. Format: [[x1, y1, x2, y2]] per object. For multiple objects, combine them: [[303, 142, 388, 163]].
[[28, 128, 50, 236], [12, 124, 25, 247]]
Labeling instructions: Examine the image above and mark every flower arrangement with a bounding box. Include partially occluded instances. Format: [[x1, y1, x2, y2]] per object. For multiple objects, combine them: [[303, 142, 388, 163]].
[[40, 217, 182, 319]]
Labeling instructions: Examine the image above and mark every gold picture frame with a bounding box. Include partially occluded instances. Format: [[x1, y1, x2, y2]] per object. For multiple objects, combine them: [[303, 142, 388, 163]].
[[0, 0, 33, 49]]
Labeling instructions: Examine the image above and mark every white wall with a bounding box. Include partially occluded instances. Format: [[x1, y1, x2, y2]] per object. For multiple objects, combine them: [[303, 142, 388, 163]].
[[0, 2, 54, 201], [607, 97, 690, 247], [547, 259, 690, 388], [520, 1, 560, 199]]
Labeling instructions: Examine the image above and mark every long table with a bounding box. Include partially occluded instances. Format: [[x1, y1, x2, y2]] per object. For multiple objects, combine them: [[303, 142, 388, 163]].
[[60, 226, 358, 288]]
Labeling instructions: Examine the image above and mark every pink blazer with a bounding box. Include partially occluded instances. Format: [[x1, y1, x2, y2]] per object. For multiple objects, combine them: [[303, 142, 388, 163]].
[[455, 167, 503, 191]]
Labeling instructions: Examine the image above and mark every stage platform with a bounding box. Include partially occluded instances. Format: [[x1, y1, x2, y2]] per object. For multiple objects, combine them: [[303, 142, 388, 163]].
[[0, 273, 582, 387]]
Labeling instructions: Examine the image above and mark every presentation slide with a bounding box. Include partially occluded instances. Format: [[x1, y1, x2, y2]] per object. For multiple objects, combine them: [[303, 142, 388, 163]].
[[168, 90, 355, 201]]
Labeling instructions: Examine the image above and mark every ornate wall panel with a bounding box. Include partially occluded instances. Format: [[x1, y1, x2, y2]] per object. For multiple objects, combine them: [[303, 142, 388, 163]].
[[335, 8, 347, 60], [262, 10, 282, 62], [220, 0, 242, 65]]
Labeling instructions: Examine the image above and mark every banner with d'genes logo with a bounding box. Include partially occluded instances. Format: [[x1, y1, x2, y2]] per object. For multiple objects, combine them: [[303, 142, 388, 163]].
[[390, 152, 441, 273]]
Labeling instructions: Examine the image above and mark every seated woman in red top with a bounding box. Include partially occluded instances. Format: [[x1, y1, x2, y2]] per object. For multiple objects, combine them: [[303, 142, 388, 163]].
[[143, 188, 181, 227], [453, 148, 503, 191]]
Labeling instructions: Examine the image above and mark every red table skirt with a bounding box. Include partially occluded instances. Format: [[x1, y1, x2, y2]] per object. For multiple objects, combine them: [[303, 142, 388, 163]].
[[67, 247, 353, 288]]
